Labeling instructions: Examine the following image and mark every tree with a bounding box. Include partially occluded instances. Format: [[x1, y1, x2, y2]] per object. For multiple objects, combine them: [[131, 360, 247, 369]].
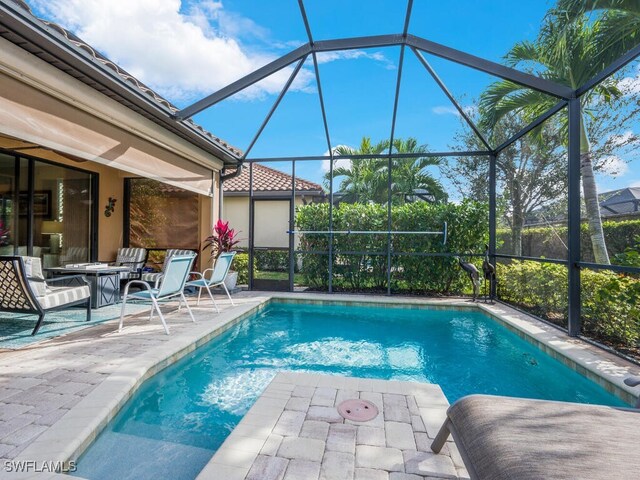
[[390, 138, 447, 205], [445, 113, 567, 256], [478, 13, 633, 264], [327, 137, 389, 204], [327, 136, 446, 205]]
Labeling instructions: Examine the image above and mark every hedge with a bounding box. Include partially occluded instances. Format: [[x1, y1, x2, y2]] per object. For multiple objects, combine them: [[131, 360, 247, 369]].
[[296, 201, 489, 293], [497, 219, 640, 261], [497, 260, 640, 352]]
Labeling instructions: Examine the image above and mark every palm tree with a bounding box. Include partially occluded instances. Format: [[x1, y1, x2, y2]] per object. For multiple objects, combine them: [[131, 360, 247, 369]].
[[326, 137, 389, 203], [390, 138, 447, 204], [556, 0, 640, 55], [479, 13, 630, 264], [327, 136, 446, 205]]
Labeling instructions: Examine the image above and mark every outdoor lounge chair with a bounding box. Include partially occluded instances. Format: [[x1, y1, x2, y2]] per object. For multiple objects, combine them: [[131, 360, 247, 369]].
[[113, 247, 147, 281], [186, 252, 236, 312], [430, 394, 640, 480], [118, 254, 196, 335], [0, 256, 91, 335], [141, 249, 195, 287]]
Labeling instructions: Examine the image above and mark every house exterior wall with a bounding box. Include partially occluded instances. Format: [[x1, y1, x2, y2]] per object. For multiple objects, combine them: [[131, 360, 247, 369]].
[[223, 195, 306, 249], [0, 35, 222, 271]]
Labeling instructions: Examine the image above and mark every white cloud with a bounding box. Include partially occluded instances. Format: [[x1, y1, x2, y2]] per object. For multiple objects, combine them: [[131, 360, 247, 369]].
[[599, 155, 629, 177], [431, 105, 476, 118], [321, 146, 352, 173], [26, 0, 311, 103], [432, 106, 459, 116], [608, 130, 640, 148], [25, 0, 394, 104], [316, 50, 395, 70], [620, 64, 640, 95]]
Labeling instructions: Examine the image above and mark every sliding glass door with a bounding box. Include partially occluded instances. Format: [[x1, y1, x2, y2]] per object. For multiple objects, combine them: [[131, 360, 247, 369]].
[[0, 152, 97, 266]]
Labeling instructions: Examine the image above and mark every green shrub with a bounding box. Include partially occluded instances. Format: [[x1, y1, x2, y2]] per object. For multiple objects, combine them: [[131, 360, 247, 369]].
[[232, 252, 249, 285], [254, 250, 290, 272], [498, 260, 640, 349], [296, 200, 488, 293], [497, 219, 640, 260]]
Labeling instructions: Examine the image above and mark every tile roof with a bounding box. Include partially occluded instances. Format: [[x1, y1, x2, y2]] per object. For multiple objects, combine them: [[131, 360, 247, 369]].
[[223, 164, 324, 194], [4, 0, 242, 159]]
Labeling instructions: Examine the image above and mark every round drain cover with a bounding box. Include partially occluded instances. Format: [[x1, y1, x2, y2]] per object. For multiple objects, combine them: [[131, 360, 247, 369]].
[[337, 399, 379, 422]]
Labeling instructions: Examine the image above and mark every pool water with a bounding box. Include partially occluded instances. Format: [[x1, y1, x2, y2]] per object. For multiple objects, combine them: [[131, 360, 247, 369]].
[[74, 302, 627, 480]]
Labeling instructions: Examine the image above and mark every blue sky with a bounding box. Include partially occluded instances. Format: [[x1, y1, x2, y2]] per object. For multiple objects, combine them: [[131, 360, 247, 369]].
[[24, 0, 640, 193]]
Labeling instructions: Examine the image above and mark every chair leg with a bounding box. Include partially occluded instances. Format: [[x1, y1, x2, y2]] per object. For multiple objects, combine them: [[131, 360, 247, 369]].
[[204, 285, 220, 313], [222, 281, 235, 306], [196, 288, 202, 306], [32, 312, 46, 335], [181, 292, 196, 323], [118, 293, 129, 332], [86, 298, 92, 322], [430, 418, 452, 453], [151, 297, 170, 335]]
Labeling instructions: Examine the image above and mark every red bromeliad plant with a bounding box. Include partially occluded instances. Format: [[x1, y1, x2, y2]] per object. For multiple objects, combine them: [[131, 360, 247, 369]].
[[203, 219, 241, 260]]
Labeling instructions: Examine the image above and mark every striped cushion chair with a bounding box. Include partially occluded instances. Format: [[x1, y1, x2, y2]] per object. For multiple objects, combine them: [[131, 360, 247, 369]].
[[59, 246, 89, 265], [141, 249, 196, 288], [0, 256, 91, 335], [114, 248, 147, 281]]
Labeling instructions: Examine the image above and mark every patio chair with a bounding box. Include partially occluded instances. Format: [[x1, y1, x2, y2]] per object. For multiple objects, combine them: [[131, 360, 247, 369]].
[[118, 254, 196, 335], [113, 247, 147, 281], [186, 252, 236, 312], [0, 256, 91, 335], [141, 249, 196, 288], [430, 394, 640, 480]]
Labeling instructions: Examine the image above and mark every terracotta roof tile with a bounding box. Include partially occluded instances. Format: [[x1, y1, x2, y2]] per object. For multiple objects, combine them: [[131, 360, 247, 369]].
[[223, 164, 324, 194]]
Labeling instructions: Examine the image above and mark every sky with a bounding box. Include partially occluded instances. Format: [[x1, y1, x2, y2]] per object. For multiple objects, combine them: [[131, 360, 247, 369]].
[[23, 0, 640, 194]]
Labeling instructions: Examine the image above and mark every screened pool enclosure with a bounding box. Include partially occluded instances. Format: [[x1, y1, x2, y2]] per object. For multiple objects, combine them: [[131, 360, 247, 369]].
[[173, 1, 640, 357]]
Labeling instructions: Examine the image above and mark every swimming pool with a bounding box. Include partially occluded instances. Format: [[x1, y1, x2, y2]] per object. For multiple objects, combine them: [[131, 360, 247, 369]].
[[74, 301, 627, 480]]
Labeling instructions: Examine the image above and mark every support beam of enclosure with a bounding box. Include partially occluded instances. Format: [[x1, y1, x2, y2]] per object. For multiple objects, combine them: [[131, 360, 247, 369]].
[[177, 33, 574, 122], [576, 42, 640, 97], [176, 44, 312, 120], [406, 35, 574, 99], [494, 100, 568, 153], [411, 47, 492, 151], [489, 153, 497, 299], [567, 98, 582, 337], [242, 55, 308, 159], [245, 152, 493, 162]]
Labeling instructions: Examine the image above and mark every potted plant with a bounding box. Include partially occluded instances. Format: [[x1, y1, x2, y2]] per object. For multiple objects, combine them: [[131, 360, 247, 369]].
[[203, 219, 242, 290]]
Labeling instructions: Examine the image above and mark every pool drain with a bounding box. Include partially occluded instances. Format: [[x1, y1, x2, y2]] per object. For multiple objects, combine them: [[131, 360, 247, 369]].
[[337, 399, 379, 422]]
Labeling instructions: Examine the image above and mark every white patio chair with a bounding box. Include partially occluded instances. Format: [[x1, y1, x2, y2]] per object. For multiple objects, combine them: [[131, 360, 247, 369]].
[[186, 252, 237, 312], [118, 254, 196, 335]]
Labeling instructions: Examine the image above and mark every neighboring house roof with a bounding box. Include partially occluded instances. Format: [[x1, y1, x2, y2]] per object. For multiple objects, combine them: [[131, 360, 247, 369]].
[[0, 0, 241, 165], [600, 187, 640, 216], [223, 164, 324, 195]]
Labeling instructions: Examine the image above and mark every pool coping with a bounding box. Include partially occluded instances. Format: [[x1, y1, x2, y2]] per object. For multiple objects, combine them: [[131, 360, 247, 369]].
[[13, 292, 640, 478]]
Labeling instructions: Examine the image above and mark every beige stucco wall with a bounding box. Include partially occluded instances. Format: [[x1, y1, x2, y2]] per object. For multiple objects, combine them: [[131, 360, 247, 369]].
[[0, 35, 224, 270], [223, 195, 306, 249]]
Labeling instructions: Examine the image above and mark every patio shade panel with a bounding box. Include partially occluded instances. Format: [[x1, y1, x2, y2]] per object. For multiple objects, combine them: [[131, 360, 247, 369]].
[[0, 73, 214, 196]]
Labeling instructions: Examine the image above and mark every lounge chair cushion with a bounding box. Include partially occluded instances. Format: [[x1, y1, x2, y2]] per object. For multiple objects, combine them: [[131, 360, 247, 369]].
[[447, 394, 640, 480], [21, 256, 46, 297], [37, 285, 91, 310]]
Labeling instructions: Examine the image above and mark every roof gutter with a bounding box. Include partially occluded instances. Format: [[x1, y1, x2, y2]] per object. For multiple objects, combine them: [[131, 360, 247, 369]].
[[220, 162, 243, 182]]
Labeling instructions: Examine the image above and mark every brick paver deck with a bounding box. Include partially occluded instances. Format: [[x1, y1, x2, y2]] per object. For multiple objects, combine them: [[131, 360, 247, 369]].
[[198, 372, 468, 480]]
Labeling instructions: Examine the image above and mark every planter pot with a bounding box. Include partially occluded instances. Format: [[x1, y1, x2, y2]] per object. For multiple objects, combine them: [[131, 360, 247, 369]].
[[224, 271, 238, 291]]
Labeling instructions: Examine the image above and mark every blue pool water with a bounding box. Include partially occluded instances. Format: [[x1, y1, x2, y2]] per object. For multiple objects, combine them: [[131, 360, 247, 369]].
[[74, 302, 627, 480]]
